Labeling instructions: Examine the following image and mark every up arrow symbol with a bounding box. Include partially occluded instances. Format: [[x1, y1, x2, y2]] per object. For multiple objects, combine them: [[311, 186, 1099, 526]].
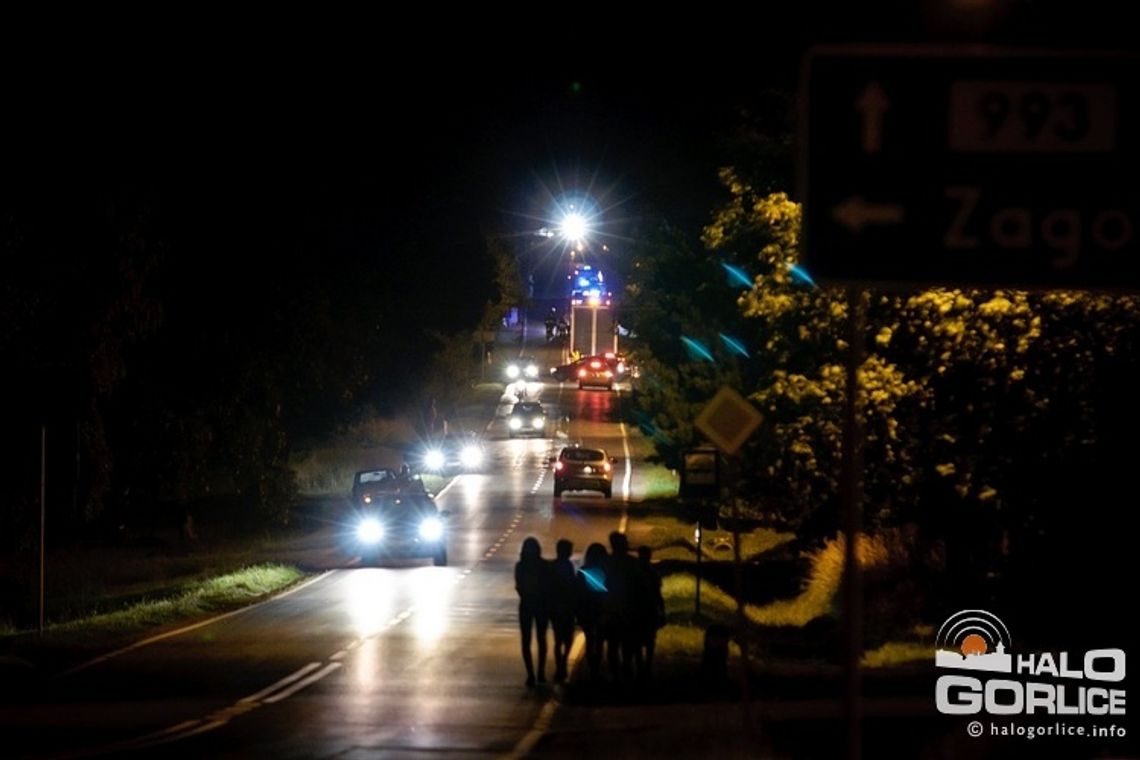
[[855, 81, 889, 155]]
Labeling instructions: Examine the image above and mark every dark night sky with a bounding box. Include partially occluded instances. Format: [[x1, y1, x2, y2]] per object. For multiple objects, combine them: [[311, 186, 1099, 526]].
[[7, 4, 1137, 336]]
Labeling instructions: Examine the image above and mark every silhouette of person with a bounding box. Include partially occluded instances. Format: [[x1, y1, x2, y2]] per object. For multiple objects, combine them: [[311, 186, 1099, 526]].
[[515, 536, 550, 687], [635, 545, 666, 680], [544, 309, 557, 341], [549, 539, 576, 682], [574, 542, 609, 682], [603, 531, 639, 680]]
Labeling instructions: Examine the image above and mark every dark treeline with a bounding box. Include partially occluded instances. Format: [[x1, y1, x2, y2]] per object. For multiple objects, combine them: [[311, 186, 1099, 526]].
[[1, 157, 495, 543]]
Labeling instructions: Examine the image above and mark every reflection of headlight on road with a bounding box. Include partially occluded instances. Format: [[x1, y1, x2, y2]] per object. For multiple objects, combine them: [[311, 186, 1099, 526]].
[[357, 518, 384, 544], [506, 365, 520, 379], [524, 364, 539, 378], [509, 417, 522, 430], [419, 516, 444, 540], [424, 449, 445, 470], [460, 445, 483, 468], [533, 417, 545, 428]]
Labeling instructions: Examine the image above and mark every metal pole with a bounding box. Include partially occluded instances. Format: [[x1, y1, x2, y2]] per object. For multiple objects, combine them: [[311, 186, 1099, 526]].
[[695, 520, 702, 617], [590, 306, 598, 356], [842, 286, 866, 760], [727, 457, 756, 743], [39, 425, 46, 635], [569, 308, 577, 359]]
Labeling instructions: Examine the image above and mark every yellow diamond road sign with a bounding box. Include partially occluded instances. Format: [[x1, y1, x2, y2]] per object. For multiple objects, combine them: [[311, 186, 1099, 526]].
[[694, 386, 764, 456]]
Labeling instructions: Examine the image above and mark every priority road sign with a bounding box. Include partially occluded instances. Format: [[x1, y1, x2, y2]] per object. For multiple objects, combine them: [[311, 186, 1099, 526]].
[[694, 386, 764, 456]]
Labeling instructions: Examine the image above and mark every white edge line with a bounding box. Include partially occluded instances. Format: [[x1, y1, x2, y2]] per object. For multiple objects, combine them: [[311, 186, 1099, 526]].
[[620, 421, 633, 499], [59, 570, 335, 677]]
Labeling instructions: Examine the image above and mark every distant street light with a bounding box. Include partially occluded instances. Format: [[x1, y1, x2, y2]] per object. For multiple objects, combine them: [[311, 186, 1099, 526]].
[[559, 212, 588, 243]]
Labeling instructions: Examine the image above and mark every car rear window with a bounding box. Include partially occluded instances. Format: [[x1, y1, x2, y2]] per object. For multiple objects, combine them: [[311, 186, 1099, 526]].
[[562, 448, 604, 462]]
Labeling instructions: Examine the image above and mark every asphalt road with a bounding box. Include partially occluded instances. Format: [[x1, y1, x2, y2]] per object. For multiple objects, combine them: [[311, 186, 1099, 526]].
[[1, 316, 644, 759]]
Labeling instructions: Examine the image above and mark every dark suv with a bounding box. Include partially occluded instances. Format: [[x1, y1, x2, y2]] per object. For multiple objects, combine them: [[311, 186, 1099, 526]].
[[352, 468, 430, 506], [353, 493, 448, 566], [552, 446, 614, 498]]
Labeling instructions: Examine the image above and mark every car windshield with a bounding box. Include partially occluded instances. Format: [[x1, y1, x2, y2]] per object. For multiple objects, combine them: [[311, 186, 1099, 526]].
[[562, 448, 605, 462], [513, 403, 543, 414], [357, 469, 395, 484]]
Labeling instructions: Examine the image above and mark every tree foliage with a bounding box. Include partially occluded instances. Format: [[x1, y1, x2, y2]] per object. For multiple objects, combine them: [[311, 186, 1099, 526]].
[[629, 167, 1140, 585]]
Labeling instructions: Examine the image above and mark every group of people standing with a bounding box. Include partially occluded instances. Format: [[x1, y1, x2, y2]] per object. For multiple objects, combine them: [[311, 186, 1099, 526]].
[[515, 532, 666, 687]]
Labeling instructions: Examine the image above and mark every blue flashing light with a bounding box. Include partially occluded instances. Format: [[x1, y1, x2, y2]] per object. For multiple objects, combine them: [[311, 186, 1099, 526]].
[[721, 262, 753, 289], [681, 336, 715, 362], [719, 333, 750, 358], [789, 263, 818, 288]]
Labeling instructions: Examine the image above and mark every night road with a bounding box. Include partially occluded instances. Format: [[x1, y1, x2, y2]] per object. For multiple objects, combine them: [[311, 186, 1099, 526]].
[[1, 316, 658, 759]]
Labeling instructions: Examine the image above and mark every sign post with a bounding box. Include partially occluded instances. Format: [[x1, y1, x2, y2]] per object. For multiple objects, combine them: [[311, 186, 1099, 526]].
[[694, 387, 763, 741], [800, 45, 1139, 760]]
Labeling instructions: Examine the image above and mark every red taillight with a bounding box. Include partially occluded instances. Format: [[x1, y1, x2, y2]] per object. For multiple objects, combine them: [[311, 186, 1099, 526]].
[[578, 368, 587, 378], [554, 461, 564, 470], [590, 360, 602, 369], [603, 462, 612, 472], [604, 370, 613, 378]]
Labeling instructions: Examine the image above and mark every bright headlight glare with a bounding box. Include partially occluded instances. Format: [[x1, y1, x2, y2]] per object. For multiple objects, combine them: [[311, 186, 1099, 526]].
[[533, 417, 545, 428], [460, 445, 482, 467], [525, 364, 539, 378], [357, 518, 383, 544], [424, 449, 445, 470], [506, 365, 520, 379], [509, 417, 522, 430], [419, 516, 444, 540]]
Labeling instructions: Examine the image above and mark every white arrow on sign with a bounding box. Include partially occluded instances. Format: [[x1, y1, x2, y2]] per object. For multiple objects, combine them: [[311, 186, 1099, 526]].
[[832, 195, 904, 232], [855, 81, 889, 154]]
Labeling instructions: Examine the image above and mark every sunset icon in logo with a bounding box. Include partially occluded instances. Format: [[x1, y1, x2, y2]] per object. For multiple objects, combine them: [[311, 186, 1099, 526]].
[[934, 609, 1013, 673]]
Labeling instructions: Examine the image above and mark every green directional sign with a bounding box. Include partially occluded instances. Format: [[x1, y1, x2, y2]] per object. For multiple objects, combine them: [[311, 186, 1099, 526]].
[[800, 45, 1140, 290]]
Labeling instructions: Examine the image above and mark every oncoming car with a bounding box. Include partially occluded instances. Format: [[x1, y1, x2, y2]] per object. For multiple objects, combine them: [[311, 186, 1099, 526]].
[[418, 432, 486, 473], [508, 400, 547, 438], [353, 493, 449, 566], [505, 356, 540, 383], [352, 468, 431, 507], [551, 445, 614, 498]]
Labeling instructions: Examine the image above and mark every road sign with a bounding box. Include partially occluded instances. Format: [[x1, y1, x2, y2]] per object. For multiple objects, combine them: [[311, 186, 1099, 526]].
[[680, 447, 719, 499], [800, 45, 1140, 290], [694, 386, 763, 456]]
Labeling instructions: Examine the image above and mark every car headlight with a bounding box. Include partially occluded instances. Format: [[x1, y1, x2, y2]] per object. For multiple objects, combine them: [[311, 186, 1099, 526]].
[[357, 517, 384, 544], [424, 449, 445, 471], [459, 445, 483, 468], [419, 516, 444, 540], [524, 364, 539, 378], [362, 494, 372, 504], [533, 417, 545, 428], [506, 365, 520, 379], [509, 417, 522, 430]]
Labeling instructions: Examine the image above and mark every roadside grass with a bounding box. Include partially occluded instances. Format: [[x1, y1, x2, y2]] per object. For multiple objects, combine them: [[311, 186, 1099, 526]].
[[653, 530, 920, 667], [637, 462, 679, 501], [861, 640, 930, 668], [49, 564, 306, 637], [642, 520, 793, 563], [1, 564, 308, 660], [293, 444, 407, 497]]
